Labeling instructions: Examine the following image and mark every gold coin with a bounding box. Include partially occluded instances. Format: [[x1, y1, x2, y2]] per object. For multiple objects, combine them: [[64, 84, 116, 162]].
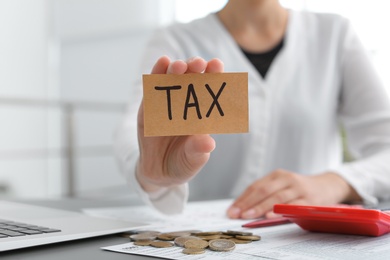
[[136, 230, 161, 236], [209, 239, 236, 252], [157, 233, 175, 241], [133, 240, 153, 246], [228, 238, 252, 244], [224, 230, 253, 236], [219, 234, 234, 239], [182, 248, 205, 255], [192, 231, 222, 236], [164, 231, 193, 238], [150, 241, 174, 248], [196, 234, 221, 241], [235, 235, 261, 241], [130, 233, 157, 241], [184, 239, 209, 249], [184, 230, 202, 233], [174, 236, 201, 247]]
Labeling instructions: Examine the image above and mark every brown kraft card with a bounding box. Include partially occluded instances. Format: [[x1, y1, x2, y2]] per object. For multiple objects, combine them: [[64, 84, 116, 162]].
[[142, 72, 248, 136]]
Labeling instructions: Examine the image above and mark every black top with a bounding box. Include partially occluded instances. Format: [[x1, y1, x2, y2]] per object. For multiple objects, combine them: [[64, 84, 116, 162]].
[[241, 37, 284, 79]]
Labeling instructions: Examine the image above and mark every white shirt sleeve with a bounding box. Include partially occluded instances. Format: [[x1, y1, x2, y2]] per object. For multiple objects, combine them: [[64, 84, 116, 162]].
[[331, 19, 390, 205], [130, 161, 189, 214]]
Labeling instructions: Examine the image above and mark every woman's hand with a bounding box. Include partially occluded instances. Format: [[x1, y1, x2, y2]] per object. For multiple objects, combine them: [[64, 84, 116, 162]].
[[227, 169, 361, 219], [136, 56, 224, 192]]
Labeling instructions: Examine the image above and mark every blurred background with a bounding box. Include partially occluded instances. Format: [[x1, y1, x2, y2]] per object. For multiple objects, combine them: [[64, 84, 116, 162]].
[[1, 0, 389, 200]]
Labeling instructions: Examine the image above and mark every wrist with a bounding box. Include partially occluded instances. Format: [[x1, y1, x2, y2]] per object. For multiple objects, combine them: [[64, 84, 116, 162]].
[[135, 160, 164, 193], [320, 172, 361, 203]]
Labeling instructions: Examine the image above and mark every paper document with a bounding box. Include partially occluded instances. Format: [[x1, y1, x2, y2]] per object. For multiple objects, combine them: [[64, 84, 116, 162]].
[[84, 199, 248, 232], [85, 199, 390, 260], [103, 224, 390, 260], [103, 240, 263, 260]]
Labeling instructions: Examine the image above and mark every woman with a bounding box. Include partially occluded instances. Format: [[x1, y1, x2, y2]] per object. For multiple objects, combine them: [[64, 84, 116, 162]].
[[115, 0, 390, 219]]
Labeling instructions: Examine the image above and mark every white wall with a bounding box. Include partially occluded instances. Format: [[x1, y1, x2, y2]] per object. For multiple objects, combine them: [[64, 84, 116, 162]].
[[54, 0, 175, 197], [281, 0, 390, 95], [0, 0, 59, 198], [0, 1, 50, 99], [0, 0, 175, 199]]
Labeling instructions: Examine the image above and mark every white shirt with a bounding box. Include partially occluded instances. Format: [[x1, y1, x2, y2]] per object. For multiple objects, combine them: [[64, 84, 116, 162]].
[[114, 10, 390, 214]]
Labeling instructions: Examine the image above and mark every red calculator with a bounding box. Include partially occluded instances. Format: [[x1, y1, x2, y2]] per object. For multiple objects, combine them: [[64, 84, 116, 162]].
[[273, 204, 390, 237]]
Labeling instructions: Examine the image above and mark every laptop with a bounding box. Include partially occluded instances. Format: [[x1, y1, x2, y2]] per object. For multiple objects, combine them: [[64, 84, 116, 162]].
[[0, 200, 146, 252]]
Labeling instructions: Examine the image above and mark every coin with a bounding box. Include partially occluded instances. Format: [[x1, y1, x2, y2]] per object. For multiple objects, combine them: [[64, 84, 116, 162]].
[[192, 231, 222, 236], [219, 234, 234, 239], [150, 241, 174, 248], [224, 230, 253, 236], [130, 233, 157, 241], [209, 239, 236, 252], [157, 233, 175, 241], [136, 230, 161, 236], [182, 248, 206, 255], [235, 235, 261, 241], [196, 234, 221, 241], [134, 240, 153, 246], [183, 230, 202, 234], [184, 239, 209, 249], [228, 238, 252, 244], [165, 231, 193, 238], [174, 236, 201, 247]]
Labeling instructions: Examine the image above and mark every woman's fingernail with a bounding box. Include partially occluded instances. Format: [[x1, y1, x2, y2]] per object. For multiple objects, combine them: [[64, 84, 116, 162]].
[[187, 56, 200, 63], [242, 209, 256, 219], [227, 207, 241, 218], [266, 211, 282, 219]]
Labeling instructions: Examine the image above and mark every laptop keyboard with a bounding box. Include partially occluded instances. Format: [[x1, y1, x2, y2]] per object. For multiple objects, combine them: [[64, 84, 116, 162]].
[[0, 219, 61, 238]]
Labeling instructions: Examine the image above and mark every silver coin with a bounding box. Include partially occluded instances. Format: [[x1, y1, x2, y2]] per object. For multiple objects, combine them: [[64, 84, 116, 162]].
[[209, 239, 236, 252]]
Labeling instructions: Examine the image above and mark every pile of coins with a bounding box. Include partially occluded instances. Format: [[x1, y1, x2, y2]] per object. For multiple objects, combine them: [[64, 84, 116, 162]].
[[129, 229, 261, 255]]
